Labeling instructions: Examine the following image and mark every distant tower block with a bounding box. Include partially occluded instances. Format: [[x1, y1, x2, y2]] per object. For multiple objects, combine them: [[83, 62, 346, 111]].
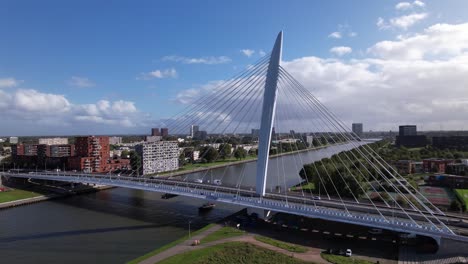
[[256, 31, 283, 196]]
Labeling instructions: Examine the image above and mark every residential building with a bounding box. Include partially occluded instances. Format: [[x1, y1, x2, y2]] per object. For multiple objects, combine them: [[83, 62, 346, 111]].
[[352, 123, 363, 138], [393, 160, 423, 174], [190, 125, 199, 138], [68, 136, 110, 173], [425, 174, 468, 189], [9, 137, 18, 144], [446, 163, 467, 176], [422, 158, 454, 173], [38, 137, 68, 145], [151, 128, 161, 136], [145, 135, 162, 142], [136, 141, 179, 175], [161, 128, 169, 137], [109, 136, 122, 145]]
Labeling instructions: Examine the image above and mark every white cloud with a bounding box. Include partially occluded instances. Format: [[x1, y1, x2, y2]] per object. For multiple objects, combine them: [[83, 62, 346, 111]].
[[0, 77, 22, 88], [68, 76, 95, 88], [413, 0, 425, 7], [173, 22, 468, 132], [389, 12, 428, 30], [259, 50, 266, 56], [162, 55, 231, 65], [328, 32, 342, 39], [240, 49, 255, 57], [377, 17, 389, 30], [330, 46, 352, 56], [0, 88, 144, 134], [348, 32, 357, 37], [137, 68, 178, 80], [369, 22, 468, 60], [395, 2, 412, 10], [395, 1, 425, 10]]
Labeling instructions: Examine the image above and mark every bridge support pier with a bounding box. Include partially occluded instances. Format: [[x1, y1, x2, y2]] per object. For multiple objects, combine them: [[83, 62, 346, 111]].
[[247, 207, 275, 220]]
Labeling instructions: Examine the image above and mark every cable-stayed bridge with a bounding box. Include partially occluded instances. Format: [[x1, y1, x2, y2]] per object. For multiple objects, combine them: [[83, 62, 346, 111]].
[[2, 32, 468, 246]]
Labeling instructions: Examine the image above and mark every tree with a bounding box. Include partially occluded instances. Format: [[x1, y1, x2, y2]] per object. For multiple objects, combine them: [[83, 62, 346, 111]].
[[218, 144, 232, 160], [121, 150, 130, 159], [449, 200, 464, 212], [129, 151, 141, 174], [199, 146, 218, 163], [234, 147, 247, 160]]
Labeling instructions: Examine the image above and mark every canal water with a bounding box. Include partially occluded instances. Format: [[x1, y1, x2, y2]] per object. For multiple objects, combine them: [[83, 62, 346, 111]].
[[0, 141, 373, 264]]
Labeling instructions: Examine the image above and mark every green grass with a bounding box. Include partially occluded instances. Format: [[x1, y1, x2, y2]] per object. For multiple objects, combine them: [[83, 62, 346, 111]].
[[454, 189, 468, 211], [201, 226, 244, 244], [320, 253, 373, 264], [157, 242, 312, 264], [126, 224, 215, 264], [0, 189, 42, 203], [291, 182, 315, 192], [254, 236, 307, 253]]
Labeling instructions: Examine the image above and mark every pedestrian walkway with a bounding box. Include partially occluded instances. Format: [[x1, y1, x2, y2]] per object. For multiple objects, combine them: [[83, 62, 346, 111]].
[[398, 245, 468, 264], [138, 224, 328, 264]]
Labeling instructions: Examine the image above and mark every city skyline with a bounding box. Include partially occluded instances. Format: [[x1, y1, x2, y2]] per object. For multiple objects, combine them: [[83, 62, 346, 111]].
[[2, 0, 468, 136]]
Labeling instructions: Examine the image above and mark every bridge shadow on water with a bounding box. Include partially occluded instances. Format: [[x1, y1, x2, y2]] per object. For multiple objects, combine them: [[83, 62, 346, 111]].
[[0, 223, 168, 243]]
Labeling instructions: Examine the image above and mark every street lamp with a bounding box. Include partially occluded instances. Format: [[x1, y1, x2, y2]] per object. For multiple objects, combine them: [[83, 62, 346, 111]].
[[189, 220, 192, 239]]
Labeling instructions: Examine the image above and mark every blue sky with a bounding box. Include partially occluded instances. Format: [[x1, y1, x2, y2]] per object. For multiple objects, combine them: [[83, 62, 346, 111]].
[[1, 0, 468, 136]]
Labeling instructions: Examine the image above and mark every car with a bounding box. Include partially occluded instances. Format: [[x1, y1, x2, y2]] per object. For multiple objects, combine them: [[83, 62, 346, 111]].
[[345, 249, 352, 257], [313, 196, 321, 200], [213, 179, 222, 185]]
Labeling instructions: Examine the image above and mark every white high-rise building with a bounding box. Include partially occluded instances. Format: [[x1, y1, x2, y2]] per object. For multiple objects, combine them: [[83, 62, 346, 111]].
[[136, 141, 179, 175], [190, 125, 199, 138], [9, 137, 18, 144], [38, 137, 68, 145], [306, 135, 314, 147]]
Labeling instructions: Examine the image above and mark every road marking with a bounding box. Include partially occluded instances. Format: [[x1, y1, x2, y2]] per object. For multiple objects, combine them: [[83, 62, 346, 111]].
[[358, 236, 367, 239], [346, 234, 354, 238], [334, 233, 342, 236], [323, 231, 330, 234], [312, 230, 319, 233]]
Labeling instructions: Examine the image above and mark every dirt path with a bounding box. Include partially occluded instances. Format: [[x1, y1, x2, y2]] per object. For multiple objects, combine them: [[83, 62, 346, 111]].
[[138, 224, 327, 264]]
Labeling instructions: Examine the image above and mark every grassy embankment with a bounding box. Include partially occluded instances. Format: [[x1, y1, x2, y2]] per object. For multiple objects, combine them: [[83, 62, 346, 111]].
[[320, 253, 374, 264], [0, 189, 42, 203], [254, 236, 307, 253], [126, 224, 215, 264], [200, 226, 244, 243], [156, 242, 311, 264], [454, 189, 468, 211]]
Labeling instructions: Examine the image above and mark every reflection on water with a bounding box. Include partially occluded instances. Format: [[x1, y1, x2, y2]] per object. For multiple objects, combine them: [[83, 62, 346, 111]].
[[177, 141, 370, 189], [0, 188, 242, 264]]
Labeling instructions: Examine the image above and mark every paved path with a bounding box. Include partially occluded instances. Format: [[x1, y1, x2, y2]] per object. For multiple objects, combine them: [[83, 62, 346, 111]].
[[139, 224, 224, 264], [138, 224, 327, 264]]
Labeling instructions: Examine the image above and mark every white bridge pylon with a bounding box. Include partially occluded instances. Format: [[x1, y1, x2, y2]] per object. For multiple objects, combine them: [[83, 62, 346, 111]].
[[256, 31, 282, 196]]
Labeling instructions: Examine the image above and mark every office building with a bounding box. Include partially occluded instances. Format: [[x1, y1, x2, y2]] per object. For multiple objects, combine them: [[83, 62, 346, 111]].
[[399, 125, 417, 136], [136, 141, 179, 175], [190, 125, 199, 138], [396, 125, 427, 147], [9, 137, 18, 144], [161, 128, 169, 137], [306, 135, 314, 147], [432, 136, 468, 151], [151, 128, 161, 136], [38, 137, 68, 145], [352, 123, 363, 137], [194, 131, 207, 140]]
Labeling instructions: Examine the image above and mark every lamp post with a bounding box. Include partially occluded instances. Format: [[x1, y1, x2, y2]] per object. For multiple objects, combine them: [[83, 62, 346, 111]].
[[189, 220, 192, 239]]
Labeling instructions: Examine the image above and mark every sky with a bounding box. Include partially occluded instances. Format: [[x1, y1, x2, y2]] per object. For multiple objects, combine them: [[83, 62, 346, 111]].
[[1, 0, 468, 136]]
